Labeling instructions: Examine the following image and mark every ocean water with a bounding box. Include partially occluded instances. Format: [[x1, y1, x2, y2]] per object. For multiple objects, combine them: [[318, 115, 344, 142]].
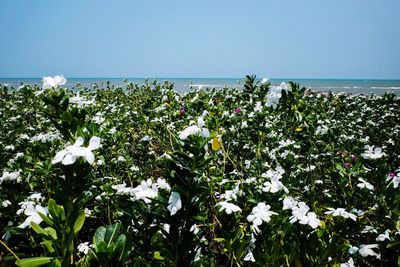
[[1, 78, 400, 96]]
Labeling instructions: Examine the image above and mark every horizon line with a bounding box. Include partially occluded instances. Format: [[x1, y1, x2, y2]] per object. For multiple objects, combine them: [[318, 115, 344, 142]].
[[1, 77, 400, 81]]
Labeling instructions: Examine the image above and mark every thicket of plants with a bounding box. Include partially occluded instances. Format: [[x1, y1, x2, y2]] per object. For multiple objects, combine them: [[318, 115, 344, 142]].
[[1, 76, 400, 266]]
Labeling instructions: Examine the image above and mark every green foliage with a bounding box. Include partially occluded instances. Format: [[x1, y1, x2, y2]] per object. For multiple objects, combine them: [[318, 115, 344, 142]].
[[87, 223, 129, 267], [0, 78, 400, 266]]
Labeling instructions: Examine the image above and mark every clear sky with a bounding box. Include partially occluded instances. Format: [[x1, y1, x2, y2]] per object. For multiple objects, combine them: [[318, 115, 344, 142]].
[[0, 0, 399, 79]]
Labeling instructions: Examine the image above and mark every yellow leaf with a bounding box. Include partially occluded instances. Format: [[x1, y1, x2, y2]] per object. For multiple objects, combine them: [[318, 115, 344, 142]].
[[295, 127, 302, 132], [212, 136, 221, 150]]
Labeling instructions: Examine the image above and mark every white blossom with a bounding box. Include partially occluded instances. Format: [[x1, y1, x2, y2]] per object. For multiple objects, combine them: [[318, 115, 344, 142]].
[[340, 258, 355, 267], [42, 75, 66, 89], [77, 242, 91, 255], [325, 208, 357, 221], [52, 136, 101, 165], [18, 204, 48, 229], [217, 201, 242, 214], [376, 230, 391, 242], [247, 203, 277, 230], [168, 191, 182, 216], [357, 178, 374, 191], [244, 250, 256, 262], [361, 146, 385, 160], [179, 117, 210, 140]]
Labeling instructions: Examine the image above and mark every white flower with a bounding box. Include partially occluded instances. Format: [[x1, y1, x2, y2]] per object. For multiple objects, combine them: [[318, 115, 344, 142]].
[[141, 135, 152, 142], [262, 179, 289, 194], [299, 212, 321, 229], [282, 197, 298, 210], [217, 201, 242, 214], [167, 191, 182, 216], [243, 250, 256, 262], [77, 242, 91, 255], [348, 246, 359, 255], [247, 202, 277, 227], [266, 83, 290, 109], [340, 258, 355, 267], [2, 200, 11, 207], [69, 92, 95, 107], [254, 101, 262, 112], [361, 225, 377, 234], [190, 224, 200, 235], [290, 202, 310, 223], [386, 171, 400, 188], [315, 125, 329, 135], [325, 208, 357, 221], [0, 170, 21, 184], [361, 146, 385, 160], [18, 204, 48, 229], [52, 136, 101, 165], [376, 230, 391, 242], [358, 244, 379, 257], [357, 178, 374, 191], [260, 77, 269, 84], [178, 117, 210, 140], [156, 178, 171, 191], [42, 75, 66, 89], [132, 179, 158, 203], [1, 199, 11, 208]]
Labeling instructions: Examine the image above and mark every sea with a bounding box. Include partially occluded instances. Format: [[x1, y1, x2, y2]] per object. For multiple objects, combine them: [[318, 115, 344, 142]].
[[1, 78, 400, 96]]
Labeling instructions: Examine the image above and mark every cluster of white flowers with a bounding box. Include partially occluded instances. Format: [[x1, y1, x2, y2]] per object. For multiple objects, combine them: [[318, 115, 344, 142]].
[[283, 197, 321, 229], [217, 201, 242, 214], [261, 165, 289, 194], [52, 136, 101, 165], [69, 92, 95, 107], [179, 116, 210, 140], [30, 131, 61, 143], [348, 244, 380, 258], [266, 82, 291, 109], [218, 183, 240, 201], [325, 208, 357, 221], [113, 178, 171, 204], [315, 125, 329, 135], [0, 170, 21, 185], [361, 145, 385, 160], [17, 193, 48, 229]]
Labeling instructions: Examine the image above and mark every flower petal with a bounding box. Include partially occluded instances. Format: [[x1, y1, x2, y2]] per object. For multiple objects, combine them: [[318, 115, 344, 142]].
[[88, 136, 101, 150]]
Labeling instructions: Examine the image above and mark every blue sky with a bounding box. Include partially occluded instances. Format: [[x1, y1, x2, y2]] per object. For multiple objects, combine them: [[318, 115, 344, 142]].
[[0, 0, 399, 79]]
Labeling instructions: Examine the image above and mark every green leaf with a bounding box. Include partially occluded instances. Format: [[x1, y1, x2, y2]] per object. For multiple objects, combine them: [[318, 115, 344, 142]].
[[73, 211, 86, 234], [153, 251, 164, 261], [31, 222, 49, 238], [15, 257, 54, 267], [94, 226, 107, 247], [115, 234, 126, 251], [37, 212, 54, 228], [48, 199, 65, 222], [44, 227, 58, 240], [105, 223, 121, 246]]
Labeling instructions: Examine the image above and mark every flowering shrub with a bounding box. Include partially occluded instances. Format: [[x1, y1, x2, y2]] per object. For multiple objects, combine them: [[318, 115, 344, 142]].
[[0, 77, 400, 266]]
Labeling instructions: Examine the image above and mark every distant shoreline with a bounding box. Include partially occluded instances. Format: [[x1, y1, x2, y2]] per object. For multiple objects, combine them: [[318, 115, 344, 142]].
[[1, 77, 400, 96]]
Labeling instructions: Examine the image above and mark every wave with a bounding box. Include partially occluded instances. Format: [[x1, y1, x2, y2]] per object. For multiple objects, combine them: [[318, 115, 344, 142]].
[[370, 87, 400, 90]]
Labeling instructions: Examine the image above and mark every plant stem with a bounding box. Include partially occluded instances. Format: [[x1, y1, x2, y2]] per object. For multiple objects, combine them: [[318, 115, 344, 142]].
[[0, 239, 20, 260]]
